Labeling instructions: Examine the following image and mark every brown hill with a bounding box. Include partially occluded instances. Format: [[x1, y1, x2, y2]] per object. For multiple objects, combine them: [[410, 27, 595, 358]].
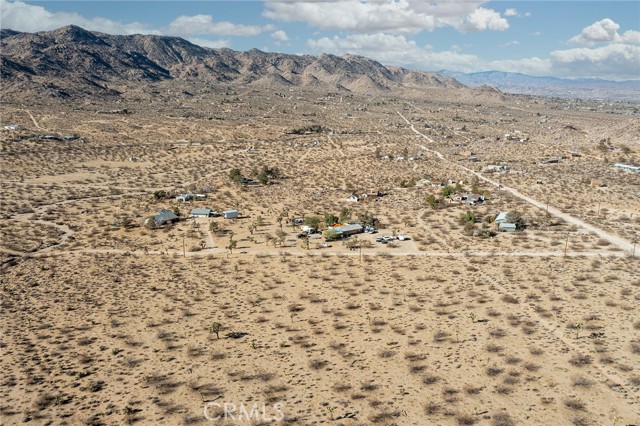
[[0, 25, 464, 99]]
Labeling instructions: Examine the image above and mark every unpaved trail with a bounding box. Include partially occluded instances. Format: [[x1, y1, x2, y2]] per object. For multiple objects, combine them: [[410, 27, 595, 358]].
[[397, 111, 636, 255]]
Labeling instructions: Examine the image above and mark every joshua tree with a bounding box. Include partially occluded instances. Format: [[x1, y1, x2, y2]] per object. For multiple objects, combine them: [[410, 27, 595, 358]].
[[210, 322, 221, 339], [226, 232, 237, 254], [574, 321, 584, 339], [469, 312, 477, 323]]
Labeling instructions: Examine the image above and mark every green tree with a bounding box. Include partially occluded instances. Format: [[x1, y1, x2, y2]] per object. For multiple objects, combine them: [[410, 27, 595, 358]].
[[459, 211, 477, 224], [144, 217, 157, 229], [441, 185, 455, 198], [153, 190, 167, 200], [324, 213, 339, 226], [426, 194, 441, 210], [304, 215, 322, 230], [506, 211, 525, 229], [339, 207, 352, 223], [209, 221, 219, 232], [226, 232, 237, 254], [229, 168, 244, 183], [210, 322, 221, 339], [276, 229, 287, 247]]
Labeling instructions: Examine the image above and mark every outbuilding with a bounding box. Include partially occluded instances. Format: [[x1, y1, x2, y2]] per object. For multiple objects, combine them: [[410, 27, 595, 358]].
[[499, 222, 517, 232], [191, 208, 215, 218], [223, 209, 238, 219]]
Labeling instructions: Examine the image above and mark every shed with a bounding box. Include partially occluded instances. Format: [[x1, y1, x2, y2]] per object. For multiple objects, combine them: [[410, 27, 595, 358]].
[[222, 209, 238, 219], [191, 208, 214, 218], [346, 194, 360, 202], [495, 212, 509, 224], [499, 222, 517, 232]]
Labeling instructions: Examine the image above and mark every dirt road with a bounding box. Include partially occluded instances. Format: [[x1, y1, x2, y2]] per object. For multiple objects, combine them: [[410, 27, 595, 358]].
[[397, 111, 636, 255]]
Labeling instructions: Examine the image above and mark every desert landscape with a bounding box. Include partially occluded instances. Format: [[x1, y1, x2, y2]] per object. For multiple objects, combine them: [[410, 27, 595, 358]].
[[1, 26, 640, 426]]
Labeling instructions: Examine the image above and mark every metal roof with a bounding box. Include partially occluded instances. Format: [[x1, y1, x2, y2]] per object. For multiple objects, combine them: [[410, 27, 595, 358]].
[[330, 224, 363, 233], [191, 208, 213, 215]]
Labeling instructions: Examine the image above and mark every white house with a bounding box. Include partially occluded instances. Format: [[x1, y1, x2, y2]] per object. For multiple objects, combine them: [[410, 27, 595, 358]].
[[346, 194, 360, 202], [223, 210, 238, 219]]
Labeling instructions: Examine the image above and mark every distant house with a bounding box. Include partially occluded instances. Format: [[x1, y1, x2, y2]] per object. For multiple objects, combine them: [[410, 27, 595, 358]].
[[484, 164, 509, 173], [63, 135, 79, 141], [499, 222, 517, 232], [614, 163, 640, 173], [461, 194, 485, 205], [3, 124, 19, 130], [176, 193, 194, 202], [153, 209, 179, 226], [41, 134, 62, 141], [191, 208, 215, 218], [346, 194, 360, 202], [194, 194, 207, 201], [222, 209, 238, 219], [495, 212, 509, 224]]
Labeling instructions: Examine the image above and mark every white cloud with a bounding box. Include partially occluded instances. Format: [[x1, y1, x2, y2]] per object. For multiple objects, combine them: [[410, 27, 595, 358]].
[[187, 37, 230, 49], [0, 0, 157, 34], [168, 15, 273, 37], [569, 18, 640, 46], [499, 40, 520, 47], [464, 7, 508, 31], [550, 43, 640, 79], [504, 8, 518, 17], [306, 31, 640, 79], [264, 0, 508, 34], [271, 30, 289, 41], [570, 18, 620, 45]]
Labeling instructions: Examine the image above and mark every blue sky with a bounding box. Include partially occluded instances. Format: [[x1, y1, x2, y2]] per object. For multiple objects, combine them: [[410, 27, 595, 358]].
[[1, 1, 639, 79]]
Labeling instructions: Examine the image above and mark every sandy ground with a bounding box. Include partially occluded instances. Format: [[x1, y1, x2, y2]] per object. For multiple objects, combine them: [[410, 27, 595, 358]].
[[1, 87, 639, 425]]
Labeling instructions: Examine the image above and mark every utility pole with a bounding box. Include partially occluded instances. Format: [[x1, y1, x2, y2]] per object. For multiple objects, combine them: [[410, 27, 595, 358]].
[[597, 201, 601, 217], [564, 232, 570, 258], [183, 236, 186, 257]]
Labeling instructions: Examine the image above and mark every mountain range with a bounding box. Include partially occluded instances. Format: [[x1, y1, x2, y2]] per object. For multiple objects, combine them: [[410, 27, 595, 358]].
[[2, 25, 636, 103], [440, 70, 640, 103], [0, 25, 463, 100]]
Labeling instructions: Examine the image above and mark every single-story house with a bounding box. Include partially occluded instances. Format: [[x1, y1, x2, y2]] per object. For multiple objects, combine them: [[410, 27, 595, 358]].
[[176, 193, 194, 202], [63, 135, 79, 141], [194, 194, 207, 201], [222, 209, 238, 219], [154, 209, 179, 226], [329, 223, 363, 236], [499, 222, 517, 232], [484, 164, 509, 173], [191, 208, 215, 218], [495, 212, 509, 224], [3, 124, 20, 130], [614, 163, 640, 173], [461, 194, 485, 205], [346, 194, 360, 202]]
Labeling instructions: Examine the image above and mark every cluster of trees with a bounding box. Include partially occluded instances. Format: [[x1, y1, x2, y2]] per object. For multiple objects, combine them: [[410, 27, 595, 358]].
[[302, 208, 378, 230], [229, 165, 282, 185], [289, 124, 331, 134]]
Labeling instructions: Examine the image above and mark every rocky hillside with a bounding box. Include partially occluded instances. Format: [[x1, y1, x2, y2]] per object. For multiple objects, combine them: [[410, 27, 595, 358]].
[[0, 25, 463, 99]]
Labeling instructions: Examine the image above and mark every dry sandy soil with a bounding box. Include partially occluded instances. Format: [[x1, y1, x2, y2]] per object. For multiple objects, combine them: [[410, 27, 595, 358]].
[[1, 86, 639, 426]]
